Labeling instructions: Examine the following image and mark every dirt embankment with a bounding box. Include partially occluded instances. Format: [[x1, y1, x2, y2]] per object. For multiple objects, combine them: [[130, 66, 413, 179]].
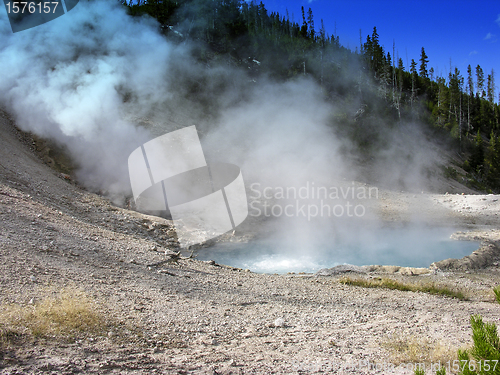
[[1, 110, 500, 374]]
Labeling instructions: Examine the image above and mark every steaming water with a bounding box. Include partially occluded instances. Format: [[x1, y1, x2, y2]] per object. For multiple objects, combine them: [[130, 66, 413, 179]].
[[196, 227, 478, 274]]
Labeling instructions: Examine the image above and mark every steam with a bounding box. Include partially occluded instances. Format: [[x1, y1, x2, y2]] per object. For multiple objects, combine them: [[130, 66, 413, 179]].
[[203, 78, 347, 185], [0, 0, 178, 198], [0, 0, 450, 269]]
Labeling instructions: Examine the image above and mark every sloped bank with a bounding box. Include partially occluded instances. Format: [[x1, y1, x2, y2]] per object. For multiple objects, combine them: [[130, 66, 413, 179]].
[[431, 233, 500, 270]]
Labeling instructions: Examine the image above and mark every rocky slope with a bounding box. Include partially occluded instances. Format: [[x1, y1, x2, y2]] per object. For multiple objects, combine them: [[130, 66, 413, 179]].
[[1, 110, 500, 374]]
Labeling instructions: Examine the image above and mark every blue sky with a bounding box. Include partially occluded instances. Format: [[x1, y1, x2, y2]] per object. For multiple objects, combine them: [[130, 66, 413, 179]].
[[263, 0, 500, 97]]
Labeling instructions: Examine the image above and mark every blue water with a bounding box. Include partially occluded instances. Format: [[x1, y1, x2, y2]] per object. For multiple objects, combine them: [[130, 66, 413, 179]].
[[196, 227, 479, 274]]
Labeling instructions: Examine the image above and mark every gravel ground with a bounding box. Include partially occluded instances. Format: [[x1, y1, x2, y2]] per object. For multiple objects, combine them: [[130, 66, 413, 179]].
[[1, 110, 500, 374]]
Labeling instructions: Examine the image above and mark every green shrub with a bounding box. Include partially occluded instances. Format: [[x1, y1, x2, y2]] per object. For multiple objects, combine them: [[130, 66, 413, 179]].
[[458, 315, 500, 374], [493, 286, 500, 304], [443, 166, 458, 179]]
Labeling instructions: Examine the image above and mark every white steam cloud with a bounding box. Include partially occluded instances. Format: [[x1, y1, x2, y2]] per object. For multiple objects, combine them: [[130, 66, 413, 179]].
[[0, 0, 178, 197], [0, 0, 450, 270]]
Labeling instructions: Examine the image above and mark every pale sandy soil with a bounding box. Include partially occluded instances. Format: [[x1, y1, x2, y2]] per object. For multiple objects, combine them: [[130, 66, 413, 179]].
[[1, 110, 500, 374]]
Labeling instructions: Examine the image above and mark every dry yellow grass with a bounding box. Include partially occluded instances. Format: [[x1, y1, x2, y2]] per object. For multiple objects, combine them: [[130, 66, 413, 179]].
[[0, 288, 106, 344], [381, 334, 458, 367]]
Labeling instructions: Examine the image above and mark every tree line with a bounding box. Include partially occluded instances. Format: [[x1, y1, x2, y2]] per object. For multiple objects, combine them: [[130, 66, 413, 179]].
[[125, 0, 500, 191]]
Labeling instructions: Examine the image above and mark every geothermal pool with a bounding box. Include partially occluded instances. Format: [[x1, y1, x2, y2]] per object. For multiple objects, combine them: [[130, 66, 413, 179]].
[[196, 227, 479, 274]]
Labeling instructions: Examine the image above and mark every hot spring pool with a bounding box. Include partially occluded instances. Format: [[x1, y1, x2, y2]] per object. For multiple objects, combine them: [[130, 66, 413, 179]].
[[195, 227, 479, 274]]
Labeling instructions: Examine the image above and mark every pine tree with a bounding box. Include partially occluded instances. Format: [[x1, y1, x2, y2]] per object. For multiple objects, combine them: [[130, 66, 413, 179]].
[[319, 19, 326, 47], [397, 57, 404, 71], [300, 6, 308, 38], [419, 47, 429, 79], [486, 131, 500, 187], [397, 57, 404, 114], [467, 65, 474, 97], [410, 59, 417, 105], [433, 77, 449, 128], [371, 27, 384, 76], [364, 35, 372, 65], [469, 130, 485, 174], [307, 8, 314, 40], [410, 59, 417, 75], [467, 64, 474, 131], [487, 69, 495, 104], [319, 19, 326, 86], [258, 2, 268, 31]]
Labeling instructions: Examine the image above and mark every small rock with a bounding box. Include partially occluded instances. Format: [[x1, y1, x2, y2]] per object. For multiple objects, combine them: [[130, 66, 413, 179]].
[[316, 264, 366, 276], [274, 318, 285, 327], [29, 275, 36, 282]]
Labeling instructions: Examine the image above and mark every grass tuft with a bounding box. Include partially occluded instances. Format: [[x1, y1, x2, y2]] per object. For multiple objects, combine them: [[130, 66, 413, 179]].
[[0, 288, 107, 345], [340, 276, 467, 300]]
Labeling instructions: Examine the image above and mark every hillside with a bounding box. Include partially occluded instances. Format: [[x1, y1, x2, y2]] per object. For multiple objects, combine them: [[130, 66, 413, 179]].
[[127, 0, 500, 194]]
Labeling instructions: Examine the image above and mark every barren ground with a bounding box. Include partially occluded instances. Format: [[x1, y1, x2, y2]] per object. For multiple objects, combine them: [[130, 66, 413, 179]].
[[1, 110, 500, 374]]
